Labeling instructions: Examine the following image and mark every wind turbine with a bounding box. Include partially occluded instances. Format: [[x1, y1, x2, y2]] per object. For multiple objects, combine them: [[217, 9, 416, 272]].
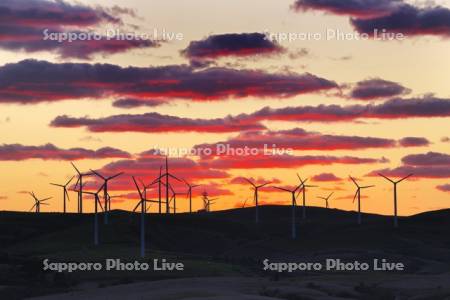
[[318, 192, 334, 209], [378, 173, 413, 228], [244, 178, 271, 224], [201, 191, 217, 212], [50, 176, 74, 213], [132, 176, 160, 258], [71, 162, 92, 214], [29, 192, 51, 213], [168, 183, 184, 214], [90, 169, 123, 224], [81, 185, 104, 246], [296, 174, 317, 219], [350, 176, 374, 225], [274, 184, 302, 240], [155, 157, 181, 214], [182, 179, 199, 213]]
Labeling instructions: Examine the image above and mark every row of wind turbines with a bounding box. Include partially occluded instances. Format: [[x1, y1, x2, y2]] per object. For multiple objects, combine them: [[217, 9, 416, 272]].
[[243, 173, 412, 240], [27, 157, 413, 257]]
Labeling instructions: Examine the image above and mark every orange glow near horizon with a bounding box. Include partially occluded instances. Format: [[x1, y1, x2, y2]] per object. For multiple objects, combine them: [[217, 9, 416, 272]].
[[0, 0, 449, 216]]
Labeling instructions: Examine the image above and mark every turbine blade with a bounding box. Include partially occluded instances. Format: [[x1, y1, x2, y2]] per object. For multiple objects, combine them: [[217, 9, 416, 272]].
[[243, 178, 256, 187], [71, 162, 81, 174], [108, 172, 124, 181], [169, 173, 182, 182], [273, 187, 290, 192], [97, 198, 104, 212], [65, 189, 70, 202], [30, 204, 37, 211], [90, 169, 106, 180], [132, 176, 144, 200], [50, 183, 63, 187], [378, 173, 394, 183], [349, 176, 359, 187], [132, 201, 141, 212], [397, 173, 413, 183], [352, 190, 358, 203], [65, 176, 75, 186], [361, 185, 375, 189]]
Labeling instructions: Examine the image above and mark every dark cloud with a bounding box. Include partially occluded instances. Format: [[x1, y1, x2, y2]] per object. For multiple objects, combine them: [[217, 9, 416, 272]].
[[200, 153, 385, 170], [50, 112, 265, 133], [0, 143, 130, 161], [245, 97, 450, 122], [402, 152, 450, 166], [292, 0, 401, 18], [181, 33, 284, 60], [398, 137, 430, 147], [194, 128, 397, 152], [352, 5, 450, 37], [442, 137, 450, 143], [112, 98, 167, 109], [0, 59, 337, 104], [350, 78, 410, 100], [51, 97, 450, 135], [436, 184, 450, 192], [0, 0, 156, 59], [368, 165, 450, 179], [93, 154, 230, 191], [311, 173, 343, 181], [229, 176, 281, 185], [293, 0, 450, 37], [368, 152, 450, 179]]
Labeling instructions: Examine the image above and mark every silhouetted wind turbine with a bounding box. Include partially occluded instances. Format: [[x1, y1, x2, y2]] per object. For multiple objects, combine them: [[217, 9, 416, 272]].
[[274, 184, 302, 240], [182, 179, 199, 213], [29, 192, 51, 213], [156, 157, 181, 214], [81, 185, 104, 246], [378, 173, 413, 228], [244, 178, 271, 224], [71, 162, 92, 214], [90, 169, 123, 224], [318, 192, 334, 209], [132, 176, 160, 258], [296, 174, 317, 219], [350, 176, 374, 225], [201, 191, 217, 212], [168, 183, 184, 214], [50, 176, 74, 213]]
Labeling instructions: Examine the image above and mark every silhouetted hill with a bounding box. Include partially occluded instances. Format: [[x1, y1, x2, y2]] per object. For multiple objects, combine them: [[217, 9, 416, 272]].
[[0, 207, 449, 299]]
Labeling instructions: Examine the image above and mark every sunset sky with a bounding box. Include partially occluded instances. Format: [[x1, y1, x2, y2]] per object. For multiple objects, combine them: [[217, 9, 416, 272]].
[[0, 0, 449, 215]]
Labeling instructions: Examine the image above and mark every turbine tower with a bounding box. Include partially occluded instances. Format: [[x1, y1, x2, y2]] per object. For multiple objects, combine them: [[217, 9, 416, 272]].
[[296, 174, 317, 219], [318, 192, 334, 209], [156, 157, 181, 214], [90, 169, 123, 224], [274, 184, 302, 240], [201, 191, 217, 212], [182, 179, 199, 213], [132, 176, 160, 258], [29, 192, 51, 213], [71, 162, 92, 214], [81, 185, 104, 246], [350, 176, 374, 225], [168, 184, 183, 214], [50, 176, 74, 213], [244, 178, 271, 224], [378, 173, 413, 228]]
